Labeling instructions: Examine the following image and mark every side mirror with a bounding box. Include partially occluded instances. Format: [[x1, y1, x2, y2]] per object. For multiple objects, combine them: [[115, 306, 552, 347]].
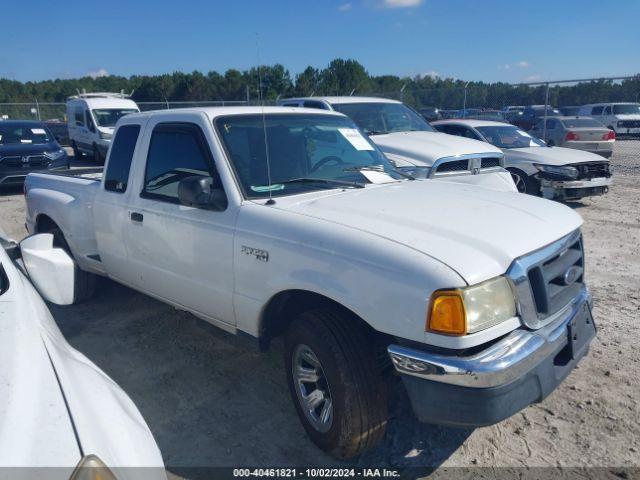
[[19, 234, 75, 305], [178, 175, 228, 211]]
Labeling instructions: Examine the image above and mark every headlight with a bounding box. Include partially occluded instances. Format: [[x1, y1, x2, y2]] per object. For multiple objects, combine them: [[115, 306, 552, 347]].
[[427, 276, 516, 335], [534, 163, 579, 180], [44, 148, 65, 160], [99, 131, 112, 140], [70, 455, 117, 480]]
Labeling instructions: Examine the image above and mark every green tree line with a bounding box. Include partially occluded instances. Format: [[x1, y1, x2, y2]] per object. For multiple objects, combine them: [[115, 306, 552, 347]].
[[1, 58, 638, 110]]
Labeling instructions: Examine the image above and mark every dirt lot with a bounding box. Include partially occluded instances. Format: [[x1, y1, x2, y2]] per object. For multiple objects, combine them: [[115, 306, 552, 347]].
[[1, 144, 639, 477]]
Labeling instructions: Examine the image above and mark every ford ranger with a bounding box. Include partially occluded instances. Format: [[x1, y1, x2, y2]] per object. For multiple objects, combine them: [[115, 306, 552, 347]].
[[24, 106, 596, 459]]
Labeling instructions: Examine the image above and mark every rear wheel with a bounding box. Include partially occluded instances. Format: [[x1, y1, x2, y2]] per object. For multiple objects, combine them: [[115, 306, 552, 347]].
[[284, 308, 388, 459], [92, 144, 104, 164], [47, 226, 96, 303], [508, 168, 539, 195]]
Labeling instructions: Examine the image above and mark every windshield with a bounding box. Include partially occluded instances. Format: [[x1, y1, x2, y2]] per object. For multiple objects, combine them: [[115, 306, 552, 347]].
[[0, 124, 53, 145], [476, 125, 546, 149], [613, 104, 640, 115], [561, 118, 604, 128], [92, 108, 139, 127], [215, 114, 404, 199], [330, 102, 435, 135]]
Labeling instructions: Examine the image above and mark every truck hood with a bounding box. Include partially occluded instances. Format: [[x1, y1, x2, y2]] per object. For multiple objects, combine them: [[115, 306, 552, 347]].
[[277, 180, 582, 284], [506, 146, 608, 165], [370, 131, 502, 167]]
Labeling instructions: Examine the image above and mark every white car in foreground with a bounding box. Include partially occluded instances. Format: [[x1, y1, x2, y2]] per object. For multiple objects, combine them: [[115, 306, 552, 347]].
[[433, 119, 612, 201], [0, 229, 164, 479], [277, 96, 516, 192], [24, 107, 595, 459]]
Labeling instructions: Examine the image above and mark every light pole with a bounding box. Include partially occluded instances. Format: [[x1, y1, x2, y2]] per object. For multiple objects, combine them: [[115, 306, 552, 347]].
[[462, 81, 470, 118]]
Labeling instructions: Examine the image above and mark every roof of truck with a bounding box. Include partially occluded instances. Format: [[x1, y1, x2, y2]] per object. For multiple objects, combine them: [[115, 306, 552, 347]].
[[122, 106, 347, 122], [280, 96, 401, 105]]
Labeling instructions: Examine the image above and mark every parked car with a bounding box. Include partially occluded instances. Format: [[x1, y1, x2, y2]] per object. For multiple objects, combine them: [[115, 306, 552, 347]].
[[579, 102, 640, 136], [502, 106, 525, 114], [45, 119, 71, 146], [433, 119, 612, 200], [530, 116, 615, 158], [67, 92, 139, 163], [0, 120, 69, 188], [511, 105, 562, 131], [277, 97, 514, 191], [559, 106, 581, 117], [0, 227, 165, 476], [439, 109, 459, 119], [417, 107, 441, 121], [25, 106, 596, 459], [464, 109, 506, 122]]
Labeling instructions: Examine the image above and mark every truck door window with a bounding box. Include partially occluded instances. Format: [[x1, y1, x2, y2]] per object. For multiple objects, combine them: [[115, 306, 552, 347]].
[[603, 106, 612, 115], [75, 107, 84, 126], [86, 111, 95, 132], [104, 124, 141, 193], [142, 123, 218, 203], [591, 106, 604, 115]]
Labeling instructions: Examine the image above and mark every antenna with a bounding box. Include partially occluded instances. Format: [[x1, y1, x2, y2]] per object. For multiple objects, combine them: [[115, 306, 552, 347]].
[[256, 33, 275, 205]]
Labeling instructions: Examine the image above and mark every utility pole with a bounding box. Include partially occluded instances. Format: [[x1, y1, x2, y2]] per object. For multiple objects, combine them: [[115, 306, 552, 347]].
[[400, 83, 407, 103], [462, 81, 471, 118], [542, 82, 550, 142]]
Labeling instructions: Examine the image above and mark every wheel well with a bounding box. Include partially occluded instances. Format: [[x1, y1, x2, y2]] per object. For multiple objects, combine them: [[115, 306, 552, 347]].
[[259, 290, 379, 350], [35, 214, 58, 233]]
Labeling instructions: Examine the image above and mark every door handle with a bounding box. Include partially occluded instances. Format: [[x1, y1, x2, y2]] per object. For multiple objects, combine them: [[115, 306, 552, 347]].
[[130, 212, 144, 223]]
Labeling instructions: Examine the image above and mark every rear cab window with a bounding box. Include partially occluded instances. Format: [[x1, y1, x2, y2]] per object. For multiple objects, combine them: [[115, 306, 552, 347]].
[[104, 124, 141, 193]]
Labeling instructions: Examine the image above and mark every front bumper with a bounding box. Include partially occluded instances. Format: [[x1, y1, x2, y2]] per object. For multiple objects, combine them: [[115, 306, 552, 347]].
[[388, 287, 595, 427], [540, 176, 612, 200]]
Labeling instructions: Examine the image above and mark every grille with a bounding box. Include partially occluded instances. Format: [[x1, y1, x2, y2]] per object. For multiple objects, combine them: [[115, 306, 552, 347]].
[[0, 154, 49, 168], [574, 162, 611, 180], [618, 120, 640, 128], [507, 230, 585, 329], [434, 159, 469, 173], [480, 157, 500, 169]]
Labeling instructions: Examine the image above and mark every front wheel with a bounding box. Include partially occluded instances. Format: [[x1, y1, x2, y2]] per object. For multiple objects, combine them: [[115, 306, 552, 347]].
[[508, 168, 539, 195], [284, 309, 388, 459], [71, 141, 82, 159], [92, 144, 104, 164]]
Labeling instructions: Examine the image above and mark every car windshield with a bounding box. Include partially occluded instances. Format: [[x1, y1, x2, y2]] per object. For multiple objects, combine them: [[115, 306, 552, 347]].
[[612, 104, 640, 115], [561, 118, 604, 128], [0, 124, 53, 145], [215, 113, 404, 199], [330, 102, 435, 135], [92, 108, 139, 127], [476, 125, 546, 149]]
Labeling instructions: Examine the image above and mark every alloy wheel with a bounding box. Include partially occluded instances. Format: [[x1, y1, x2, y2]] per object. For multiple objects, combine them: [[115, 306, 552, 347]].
[[292, 344, 333, 433]]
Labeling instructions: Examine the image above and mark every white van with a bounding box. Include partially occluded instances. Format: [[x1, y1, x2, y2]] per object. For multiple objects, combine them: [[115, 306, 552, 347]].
[[579, 102, 640, 136], [66, 92, 139, 163]]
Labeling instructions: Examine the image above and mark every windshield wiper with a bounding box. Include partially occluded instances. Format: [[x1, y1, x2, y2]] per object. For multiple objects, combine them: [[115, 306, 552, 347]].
[[343, 165, 415, 181], [275, 178, 365, 189]]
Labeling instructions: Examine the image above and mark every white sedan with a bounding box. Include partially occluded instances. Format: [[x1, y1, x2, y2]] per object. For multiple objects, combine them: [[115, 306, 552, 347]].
[[433, 119, 612, 201], [0, 228, 165, 479]]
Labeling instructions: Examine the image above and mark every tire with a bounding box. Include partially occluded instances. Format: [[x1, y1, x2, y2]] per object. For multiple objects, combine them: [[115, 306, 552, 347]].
[[508, 168, 539, 195], [71, 141, 82, 159], [92, 144, 104, 164], [284, 308, 388, 459], [48, 226, 96, 303]]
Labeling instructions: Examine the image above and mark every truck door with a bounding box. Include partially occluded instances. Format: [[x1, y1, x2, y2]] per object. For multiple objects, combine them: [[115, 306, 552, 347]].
[[125, 117, 237, 327], [94, 122, 144, 284]]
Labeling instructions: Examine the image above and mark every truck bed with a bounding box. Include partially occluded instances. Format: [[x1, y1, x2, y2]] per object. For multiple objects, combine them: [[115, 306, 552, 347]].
[[33, 167, 104, 181]]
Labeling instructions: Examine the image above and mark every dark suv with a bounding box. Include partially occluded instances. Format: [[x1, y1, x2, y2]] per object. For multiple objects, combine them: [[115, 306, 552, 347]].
[[512, 105, 561, 131]]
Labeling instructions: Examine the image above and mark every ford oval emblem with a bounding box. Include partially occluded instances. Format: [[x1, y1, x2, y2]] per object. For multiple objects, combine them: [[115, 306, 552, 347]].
[[563, 266, 580, 285]]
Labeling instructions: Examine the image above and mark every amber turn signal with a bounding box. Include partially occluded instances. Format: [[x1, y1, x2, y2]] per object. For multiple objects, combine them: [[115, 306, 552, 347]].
[[427, 291, 467, 335]]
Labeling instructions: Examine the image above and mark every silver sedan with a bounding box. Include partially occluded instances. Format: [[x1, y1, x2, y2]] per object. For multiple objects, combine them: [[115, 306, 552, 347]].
[[529, 116, 615, 158]]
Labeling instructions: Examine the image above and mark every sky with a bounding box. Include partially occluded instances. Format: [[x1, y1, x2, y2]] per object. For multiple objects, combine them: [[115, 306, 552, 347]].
[[3, 0, 639, 83]]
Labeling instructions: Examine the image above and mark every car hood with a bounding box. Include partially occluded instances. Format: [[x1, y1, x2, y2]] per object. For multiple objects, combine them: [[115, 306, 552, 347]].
[[275, 180, 582, 284], [370, 131, 502, 167], [505, 146, 608, 165], [0, 142, 58, 156]]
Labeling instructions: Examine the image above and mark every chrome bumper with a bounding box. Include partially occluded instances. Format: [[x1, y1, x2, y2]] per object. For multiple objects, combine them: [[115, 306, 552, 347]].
[[388, 287, 591, 389], [547, 176, 612, 189]]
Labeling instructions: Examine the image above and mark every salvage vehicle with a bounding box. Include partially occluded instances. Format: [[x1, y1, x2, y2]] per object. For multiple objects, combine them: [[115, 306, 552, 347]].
[[0, 120, 69, 188], [67, 92, 139, 163], [0, 227, 165, 478], [529, 116, 615, 158], [579, 102, 640, 137], [277, 97, 516, 191], [433, 119, 612, 200], [25, 106, 596, 459]]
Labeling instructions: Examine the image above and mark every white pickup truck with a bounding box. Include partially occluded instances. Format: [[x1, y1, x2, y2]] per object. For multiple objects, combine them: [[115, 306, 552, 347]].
[[25, 106, 596, 459]]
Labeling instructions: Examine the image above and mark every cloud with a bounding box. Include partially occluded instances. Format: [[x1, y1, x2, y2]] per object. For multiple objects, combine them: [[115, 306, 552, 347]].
[[498, 61, 530, 70], [421, 70, 440, 79], [380, 0, 424, 8], [525, 75, 542, 81], [338, 2, 352, 10], [86, 68, 109, 79]]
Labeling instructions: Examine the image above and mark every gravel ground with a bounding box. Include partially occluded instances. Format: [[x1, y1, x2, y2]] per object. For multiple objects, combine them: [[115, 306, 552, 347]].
[[1, 143, 638, 478]]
